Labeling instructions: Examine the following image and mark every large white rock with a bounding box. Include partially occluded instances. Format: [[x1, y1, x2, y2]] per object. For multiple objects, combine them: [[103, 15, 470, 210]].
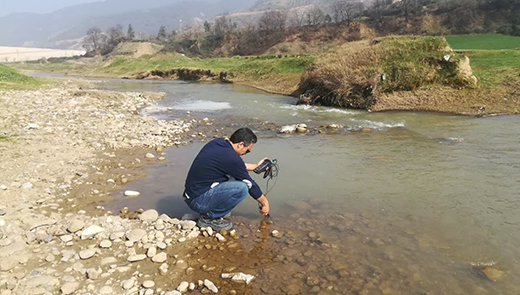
[[139, 210, 159, 223], [81, 225, 105, 239]]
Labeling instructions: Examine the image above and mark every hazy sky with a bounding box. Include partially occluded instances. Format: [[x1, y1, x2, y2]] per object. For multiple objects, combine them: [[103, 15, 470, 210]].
[[0, 0, 103, 17]]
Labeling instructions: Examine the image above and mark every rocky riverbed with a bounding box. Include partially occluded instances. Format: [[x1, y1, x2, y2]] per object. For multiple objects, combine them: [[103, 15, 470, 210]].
[[0, 80, 231, 295]]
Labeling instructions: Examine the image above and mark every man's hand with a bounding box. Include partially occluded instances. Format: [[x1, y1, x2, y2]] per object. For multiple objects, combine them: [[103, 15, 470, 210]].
[[257, 195, 270, 216], [245, 158, 268, 171]]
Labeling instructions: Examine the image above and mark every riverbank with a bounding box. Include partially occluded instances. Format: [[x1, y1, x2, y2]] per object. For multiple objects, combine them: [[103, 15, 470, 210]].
[[0, 79, 241, 295]]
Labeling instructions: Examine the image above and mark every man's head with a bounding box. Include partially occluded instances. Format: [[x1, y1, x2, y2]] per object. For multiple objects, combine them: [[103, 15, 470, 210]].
[[229, 127, 257, 156]]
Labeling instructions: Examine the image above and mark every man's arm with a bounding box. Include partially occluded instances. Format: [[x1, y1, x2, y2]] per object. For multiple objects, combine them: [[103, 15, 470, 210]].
[[257, 195, 270, 216]]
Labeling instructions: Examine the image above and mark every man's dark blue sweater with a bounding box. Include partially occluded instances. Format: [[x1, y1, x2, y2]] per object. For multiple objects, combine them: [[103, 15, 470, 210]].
[[184, 138, 263, 200]]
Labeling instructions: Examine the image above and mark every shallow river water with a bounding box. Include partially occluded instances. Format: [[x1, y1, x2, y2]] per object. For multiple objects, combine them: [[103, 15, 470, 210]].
[[94, 79, 520, 294]]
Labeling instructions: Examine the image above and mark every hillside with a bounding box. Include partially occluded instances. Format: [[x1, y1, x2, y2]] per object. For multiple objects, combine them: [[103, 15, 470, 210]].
[[0, 0, 257, 49]]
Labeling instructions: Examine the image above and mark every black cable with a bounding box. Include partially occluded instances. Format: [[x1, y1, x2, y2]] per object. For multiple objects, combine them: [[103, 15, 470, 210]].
[[264, 159, 279, 196]]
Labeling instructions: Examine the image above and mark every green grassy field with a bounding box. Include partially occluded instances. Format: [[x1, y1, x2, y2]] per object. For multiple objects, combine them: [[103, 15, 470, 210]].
[[465, 50, 520, 85], [446, 34, 520, 50], [0, 64, 39, 89]]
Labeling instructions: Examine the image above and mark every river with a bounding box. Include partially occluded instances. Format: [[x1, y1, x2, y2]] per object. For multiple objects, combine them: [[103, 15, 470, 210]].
[[57, 77, 520, 294]]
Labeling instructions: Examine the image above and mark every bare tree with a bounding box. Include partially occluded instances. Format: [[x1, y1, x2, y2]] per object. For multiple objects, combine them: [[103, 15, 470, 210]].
[[290, 7, 308, 27], [107, 24, 124, 47], [306, 6, 324, 26], [214, 15, 232, 38], [83, 27, 105, 53], [259, 10, 288, 32], [332, 1, 362, 25]]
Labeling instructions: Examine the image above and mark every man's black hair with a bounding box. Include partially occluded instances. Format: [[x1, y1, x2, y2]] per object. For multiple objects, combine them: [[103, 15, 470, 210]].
[[229, 127, 257, 146]]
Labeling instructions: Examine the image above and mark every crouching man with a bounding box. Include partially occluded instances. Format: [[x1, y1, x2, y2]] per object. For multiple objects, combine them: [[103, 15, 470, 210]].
[[183, 127, 270, 230]]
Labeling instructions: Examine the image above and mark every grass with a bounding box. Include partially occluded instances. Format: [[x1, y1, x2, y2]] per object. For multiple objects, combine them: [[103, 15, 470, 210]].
[[0, 64, 39, 89], [465, 50, 520, 86], [446, 34, 520, 50], [296, 36, 473, 108]]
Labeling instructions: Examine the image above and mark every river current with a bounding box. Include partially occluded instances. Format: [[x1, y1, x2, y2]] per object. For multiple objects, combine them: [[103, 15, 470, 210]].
[[87, 78, 520, 294]]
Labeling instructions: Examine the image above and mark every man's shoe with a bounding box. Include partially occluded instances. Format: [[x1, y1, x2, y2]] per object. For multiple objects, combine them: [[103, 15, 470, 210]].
[[198, 215, 233, 231]]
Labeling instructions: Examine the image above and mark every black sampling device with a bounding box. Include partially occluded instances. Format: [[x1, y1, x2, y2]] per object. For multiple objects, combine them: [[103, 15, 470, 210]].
[[253, 158, 279, 218]]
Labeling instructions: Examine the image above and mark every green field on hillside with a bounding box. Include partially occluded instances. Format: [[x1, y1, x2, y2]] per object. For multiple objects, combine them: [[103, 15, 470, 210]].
[[446, 34, 520, 50]]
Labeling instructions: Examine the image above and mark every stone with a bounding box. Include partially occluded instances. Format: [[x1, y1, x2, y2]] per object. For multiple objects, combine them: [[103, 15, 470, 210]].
[[157, 241, 167, 249], [79, 249, 96, 259], [67, 220, 85, 233], [124, 191, 140, 197], [126, 229, 147, 243], [204, 279, 218, 293], [45, 254, 55, 262], [99, 286, 113, 295], [109, 232, 125, 241], [60, 235, 73, 243], [0, 185, 6, 190], [99, 240, 112, 248], [215, 233, 225, 242], [147, 246, 157, 258], [271, 230, 282, 238], [127, 254, 147, 262], [159, 263, 169, 275], [22, 182, 33, 189], [177, 281, 189, 293], [81, 225, 105, 239], [0, 258, 18, 271], [143, 280, 155, 288], [101, 257, 117, 265], [296, 127, 307, 133], [139, 210, 159, 223], [61, 282, 79, 295], [152, 252, 167, 263], [221, 272, 255, 285], [86, 268, 102, 280], [145, 153, 155, 159], [122, 277, 136, 290], [165, 291, 182, 295], [279, 125, 297, 133], [480, 266, 506, 281]]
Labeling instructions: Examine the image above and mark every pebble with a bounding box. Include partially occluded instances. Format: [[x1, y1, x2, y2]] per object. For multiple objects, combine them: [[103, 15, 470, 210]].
[[60, 282, 79, 295], [67, 219, 85, 233], [145, 153, 155, 159], [142, 280, 155, 288], [156, 241, 167, 249], [60, 235, 73, 243], [22, 182, 33, 189], [147, 246, 157, 258], [99, 240, 112, 248], [86, 268, 102, 280], [79, 248, 97, 259], [139, 209, 159, 223], [165, 291, 182, 295], [45, 254, 55, 262], [215, 233, 225, 242], [271, 230, 282, 238], [152, 252, 167, 263], [127, 254, 147, 262], [159, 263, 169, 275], [99, 286, 113, 295], [0, 219, 5, 227], [81, 225, 105, 239], [0, 185, 6, 190], [204, 279, 218, 293], [177, 281, 189, 293], [126, 229, 147, 242], [122, 277, 136, 290], [124, 191, 140, 197]]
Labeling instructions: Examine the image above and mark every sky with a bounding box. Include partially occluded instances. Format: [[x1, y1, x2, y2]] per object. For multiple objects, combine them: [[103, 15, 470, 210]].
[[0, 0, 102, 17]]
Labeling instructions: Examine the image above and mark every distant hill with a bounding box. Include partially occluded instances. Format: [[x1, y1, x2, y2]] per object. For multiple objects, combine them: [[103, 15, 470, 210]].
[[0, 0, 256, 49]]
